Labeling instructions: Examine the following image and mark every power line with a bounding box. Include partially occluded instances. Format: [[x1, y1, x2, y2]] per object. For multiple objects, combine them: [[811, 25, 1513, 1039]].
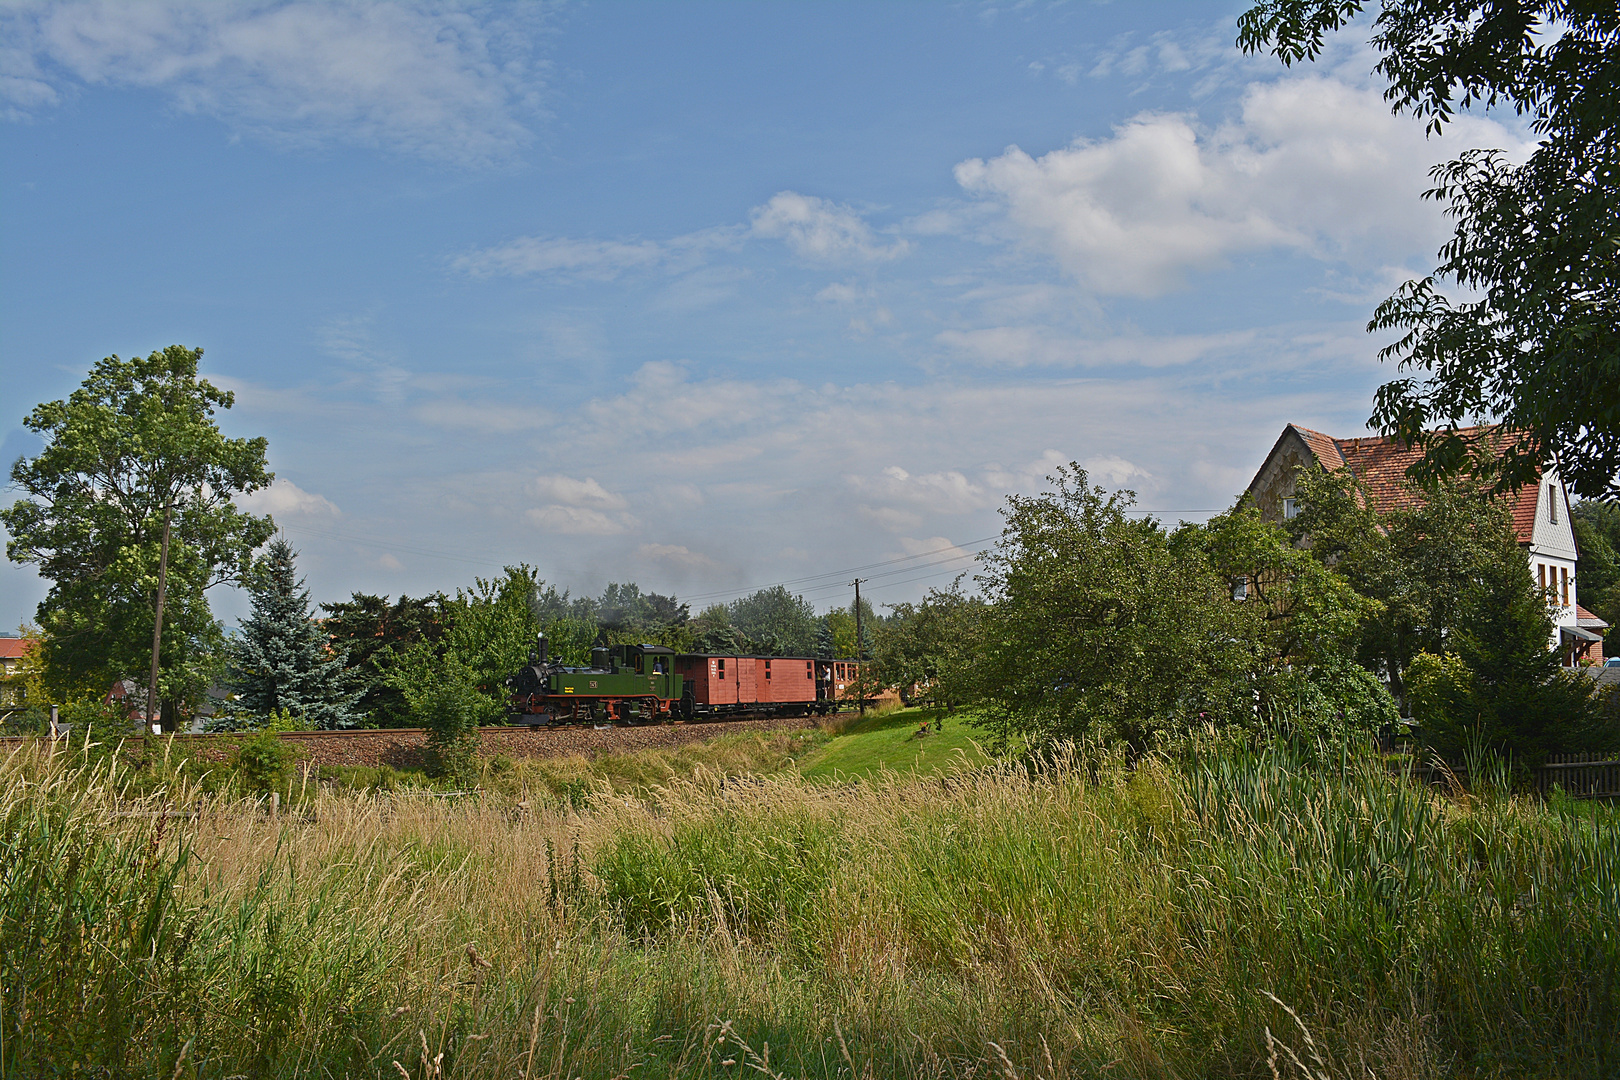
[[675, 533, 1004, 604]]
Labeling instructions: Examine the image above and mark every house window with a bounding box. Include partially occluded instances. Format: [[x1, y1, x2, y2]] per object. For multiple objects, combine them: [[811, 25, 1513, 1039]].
[[1282, 497, 1299, 520], [1549, 486, 1558, 524], [1562, 567, 1570, 607], [1539, 564, 1547, 591], [1231, 576, 1248, 601]]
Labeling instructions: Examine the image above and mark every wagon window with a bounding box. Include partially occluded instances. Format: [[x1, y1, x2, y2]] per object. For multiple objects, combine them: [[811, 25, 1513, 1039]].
[[765, 660, 772, 680], [718, 658, 726, 678], [806, 662, 813, 679]]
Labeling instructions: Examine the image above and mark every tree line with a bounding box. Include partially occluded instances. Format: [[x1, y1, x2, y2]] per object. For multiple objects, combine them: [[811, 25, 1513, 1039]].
[[876, 463, 1620, 767], [4, 349, 1618, 773]]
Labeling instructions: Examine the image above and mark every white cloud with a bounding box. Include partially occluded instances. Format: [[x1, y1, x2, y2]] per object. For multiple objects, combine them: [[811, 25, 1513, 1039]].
[[936, 325, 1255, 368], [1082, 454, 1154, 486], [237, 477, 340, 518], [525, 505, 629, 536], [414, 399, 550, 433], [816, 281, 866, 305], [638, 543, 718, 570], [749, 191, 909, 263], [452, 237, 664, 280], [1, 1, 549, 164], [529, 475, 627, 510], [451, 226, 738, 282], [850, 464, 993, 516], [954, 76, 1529, 295]]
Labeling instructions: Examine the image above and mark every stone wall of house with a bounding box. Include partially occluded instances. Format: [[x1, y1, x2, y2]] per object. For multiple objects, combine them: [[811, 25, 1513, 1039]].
[[1247, 428, 1318, 522]]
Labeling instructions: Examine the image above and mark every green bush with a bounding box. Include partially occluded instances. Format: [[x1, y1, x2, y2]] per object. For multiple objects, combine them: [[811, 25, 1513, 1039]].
[[234, 732, 295, 795], [415, 669, 486, 782], [260, 708, 312, 733]]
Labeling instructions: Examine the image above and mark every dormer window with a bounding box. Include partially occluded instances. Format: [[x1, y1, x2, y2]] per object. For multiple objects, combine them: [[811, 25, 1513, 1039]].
[[1282, 497, 1299, 520]]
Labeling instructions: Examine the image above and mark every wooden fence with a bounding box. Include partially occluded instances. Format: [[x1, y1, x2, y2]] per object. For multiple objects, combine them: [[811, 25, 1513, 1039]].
[[1535, 752, 1620, 799], [1393, 753, 1620, 800]]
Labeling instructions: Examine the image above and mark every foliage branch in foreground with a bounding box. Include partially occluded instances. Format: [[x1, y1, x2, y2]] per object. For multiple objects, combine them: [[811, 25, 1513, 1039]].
[[1240, 0, 1620, 496]]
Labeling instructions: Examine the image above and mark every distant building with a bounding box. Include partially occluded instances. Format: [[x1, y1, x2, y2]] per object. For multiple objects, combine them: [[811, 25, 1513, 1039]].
[[1248, 424, 1606, 665], [0, 634, 29, 719]]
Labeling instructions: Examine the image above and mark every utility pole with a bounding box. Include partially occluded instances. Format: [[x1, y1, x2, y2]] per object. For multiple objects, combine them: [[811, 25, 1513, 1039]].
[[146, 496, 173, 734], [850, 578, 867, 716]]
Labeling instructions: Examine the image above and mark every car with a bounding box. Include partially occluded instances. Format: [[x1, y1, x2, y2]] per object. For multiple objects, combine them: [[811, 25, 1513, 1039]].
[[1607, 657, 1620, 667]]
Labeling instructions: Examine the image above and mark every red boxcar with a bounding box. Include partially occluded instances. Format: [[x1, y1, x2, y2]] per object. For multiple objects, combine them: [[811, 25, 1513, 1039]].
[[674, 654, 825, 717]]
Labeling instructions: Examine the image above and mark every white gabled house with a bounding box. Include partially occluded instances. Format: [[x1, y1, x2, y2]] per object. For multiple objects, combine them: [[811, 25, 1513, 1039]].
[[1247, 424, 1606, 665]]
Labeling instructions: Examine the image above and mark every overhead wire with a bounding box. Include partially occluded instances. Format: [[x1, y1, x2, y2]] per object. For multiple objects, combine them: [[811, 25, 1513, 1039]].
[[277, 507, 1225, 604]]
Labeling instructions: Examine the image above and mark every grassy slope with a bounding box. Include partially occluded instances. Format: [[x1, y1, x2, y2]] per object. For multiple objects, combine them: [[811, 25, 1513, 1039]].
[[797, 706, 991, 779], [5, 737, 1619, 1078]]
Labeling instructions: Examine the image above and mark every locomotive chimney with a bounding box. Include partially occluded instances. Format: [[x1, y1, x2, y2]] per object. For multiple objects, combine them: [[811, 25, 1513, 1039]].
[[534, 632, 548, 664]]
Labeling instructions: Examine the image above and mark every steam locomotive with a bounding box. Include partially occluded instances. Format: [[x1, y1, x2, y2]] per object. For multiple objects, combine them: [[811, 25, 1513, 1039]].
[[506, 635, 869, 726]]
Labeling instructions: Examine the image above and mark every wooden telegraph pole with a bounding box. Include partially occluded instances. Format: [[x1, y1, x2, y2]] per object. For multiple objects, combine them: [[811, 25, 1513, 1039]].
[[850, 578, 867, 716], [145, 497, 173, 733]]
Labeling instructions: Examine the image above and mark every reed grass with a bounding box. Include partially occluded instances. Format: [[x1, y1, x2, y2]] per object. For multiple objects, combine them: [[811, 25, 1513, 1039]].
[[1, 733, 1615, 1078]]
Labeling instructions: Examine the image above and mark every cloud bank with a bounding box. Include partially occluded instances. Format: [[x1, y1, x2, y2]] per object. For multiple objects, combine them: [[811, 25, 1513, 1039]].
[[955, 77, 1528, 295], [1, 0, 550, 163]]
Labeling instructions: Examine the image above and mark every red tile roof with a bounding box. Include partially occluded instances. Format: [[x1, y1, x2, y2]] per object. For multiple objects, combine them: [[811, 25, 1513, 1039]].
[[1288, 424, 1541, 543], [0, 637, 30, 661], [1289, 425, 1346, 470]]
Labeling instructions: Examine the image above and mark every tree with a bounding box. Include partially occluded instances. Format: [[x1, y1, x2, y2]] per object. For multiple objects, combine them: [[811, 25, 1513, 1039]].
[[388, 565, 547, 727], [691, 604, 748, 654], [1571, 500, 1620, 630], [1239, 2, 1620, 497], [2, 347, 274, 727], [728, 586, 818, 656], [1287, 464, 1510, 708], [877, 584, 986, 708], [320, 592, 452, 726], [967, 465, 1268, 750], [1184, 504, 1396, 737], [225, 538, 361, 730], [1405, 526, 1610, 764]]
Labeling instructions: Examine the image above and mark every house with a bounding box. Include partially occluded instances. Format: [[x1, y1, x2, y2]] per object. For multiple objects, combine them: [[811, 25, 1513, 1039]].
[[1247, 424, 1606, 665], [0, 633, 30, 719]]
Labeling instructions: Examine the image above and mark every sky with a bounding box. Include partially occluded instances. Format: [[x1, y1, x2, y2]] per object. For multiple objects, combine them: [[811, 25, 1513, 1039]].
[[0, 0, 1532, 627]]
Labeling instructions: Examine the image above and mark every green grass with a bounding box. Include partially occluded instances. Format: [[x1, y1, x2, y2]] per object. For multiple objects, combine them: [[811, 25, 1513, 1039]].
[[796, 706, 992, 779], [4, 732, 1618, 1078]]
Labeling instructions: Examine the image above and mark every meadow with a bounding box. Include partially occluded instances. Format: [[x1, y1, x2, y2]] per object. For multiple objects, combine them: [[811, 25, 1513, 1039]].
[[2, 717, 1616, 1079]]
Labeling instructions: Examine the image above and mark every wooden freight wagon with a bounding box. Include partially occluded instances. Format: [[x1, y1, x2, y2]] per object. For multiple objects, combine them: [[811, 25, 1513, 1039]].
[[674, 654, 825, 717]]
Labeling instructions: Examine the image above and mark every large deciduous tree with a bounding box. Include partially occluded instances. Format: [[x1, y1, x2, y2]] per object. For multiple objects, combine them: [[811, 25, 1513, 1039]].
[[1239, 1, 1620, 496], [1, 347, 274, 727], [966, 465, 1269, 750]]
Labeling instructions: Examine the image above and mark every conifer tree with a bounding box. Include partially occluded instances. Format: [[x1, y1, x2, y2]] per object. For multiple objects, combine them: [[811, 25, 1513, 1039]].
[[226, 538, 360, 729]]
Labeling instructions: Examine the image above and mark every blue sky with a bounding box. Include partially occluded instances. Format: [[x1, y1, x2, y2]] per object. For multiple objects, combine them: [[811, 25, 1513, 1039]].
[[0, 0, 1528, 625]]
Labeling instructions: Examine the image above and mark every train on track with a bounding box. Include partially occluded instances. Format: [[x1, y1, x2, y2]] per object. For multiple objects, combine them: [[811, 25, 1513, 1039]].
[[506, 636, 871, 726]]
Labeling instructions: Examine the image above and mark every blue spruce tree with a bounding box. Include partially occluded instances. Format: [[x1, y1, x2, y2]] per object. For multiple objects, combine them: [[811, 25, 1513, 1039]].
[[227, 538, 361, 729]]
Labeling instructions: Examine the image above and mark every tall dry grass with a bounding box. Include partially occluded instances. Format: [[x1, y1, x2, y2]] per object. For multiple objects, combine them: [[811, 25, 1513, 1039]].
[[2, 734, 1615, 1078]]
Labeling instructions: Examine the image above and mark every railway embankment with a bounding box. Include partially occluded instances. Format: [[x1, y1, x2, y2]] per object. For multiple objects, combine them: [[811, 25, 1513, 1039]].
[[0, 713, 834, 770]]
